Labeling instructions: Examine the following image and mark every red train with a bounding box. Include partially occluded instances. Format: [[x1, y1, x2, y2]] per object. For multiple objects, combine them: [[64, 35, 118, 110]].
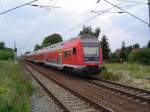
[[25, 34, 103, 75]]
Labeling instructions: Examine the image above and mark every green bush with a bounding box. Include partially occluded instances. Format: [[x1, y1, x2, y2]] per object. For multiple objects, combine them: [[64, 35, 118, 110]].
[[0, 50, 13, 60], [109, 53, 120, 62], [129, 48, 150, 64]]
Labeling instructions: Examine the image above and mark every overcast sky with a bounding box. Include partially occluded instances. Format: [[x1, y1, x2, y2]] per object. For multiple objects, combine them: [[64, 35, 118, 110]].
[[0, 0, 149, 55]]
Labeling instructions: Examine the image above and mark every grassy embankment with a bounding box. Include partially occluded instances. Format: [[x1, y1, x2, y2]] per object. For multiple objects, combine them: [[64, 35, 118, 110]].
[[98, 63, 150, 90], [0, 61, 33, 112]]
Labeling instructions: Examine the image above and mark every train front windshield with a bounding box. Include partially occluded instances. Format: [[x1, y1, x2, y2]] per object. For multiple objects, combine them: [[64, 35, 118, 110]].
[[83, 44, 100, 61], [83, 47, 99, 57]]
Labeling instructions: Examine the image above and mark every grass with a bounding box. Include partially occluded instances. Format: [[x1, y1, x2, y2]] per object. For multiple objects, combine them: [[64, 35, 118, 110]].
[[98, 62, 150, 90], [0, 61, 33, 112], [105, 63, 150, 79]]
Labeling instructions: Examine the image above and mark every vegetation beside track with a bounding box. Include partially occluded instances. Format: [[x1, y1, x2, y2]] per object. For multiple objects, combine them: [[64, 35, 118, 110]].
[[0, 42, 14, 60], [98, 63, 150, 90], [0, 61, 33, 112]]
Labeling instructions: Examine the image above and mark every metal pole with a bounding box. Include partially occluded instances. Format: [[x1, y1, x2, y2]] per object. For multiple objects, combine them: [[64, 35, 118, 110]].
[[14, 41, 17, 63], [149, 0, 150, 26]]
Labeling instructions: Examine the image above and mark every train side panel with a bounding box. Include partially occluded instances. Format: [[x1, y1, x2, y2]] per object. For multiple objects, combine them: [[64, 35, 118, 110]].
[[62, 40, 83, 66]]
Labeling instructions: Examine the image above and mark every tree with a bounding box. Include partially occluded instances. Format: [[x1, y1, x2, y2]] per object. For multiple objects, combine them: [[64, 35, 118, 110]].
[[79, 26, 93, 35], [25, 51, 31, 55], [133, 43, 140, 49], [110, 53, 120, 62], [129, 48, 150, 64], [126, 45, 133, 54], [120, 41, 128, 61], [79, 26, 101, 38], [94, 27, 101, 38], [34, 44, 41, 51], [42, 33, 63, 47], [101, 35, 110, 60], [147, 40, 150, 48], [0, 42, 5, 49]]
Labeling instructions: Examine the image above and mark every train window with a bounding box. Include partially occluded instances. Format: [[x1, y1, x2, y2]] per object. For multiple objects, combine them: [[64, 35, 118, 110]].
[[68, 51, 71, 57], [64, 52, 67, 57], [73, 48, 76, 55]]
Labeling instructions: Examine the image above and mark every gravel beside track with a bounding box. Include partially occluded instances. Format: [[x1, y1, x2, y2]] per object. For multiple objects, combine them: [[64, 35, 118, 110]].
[[26, 62, 150, 112], [26, 65, 103, 112], [24, 69, 62, 112], [86, 79, 150, 104]]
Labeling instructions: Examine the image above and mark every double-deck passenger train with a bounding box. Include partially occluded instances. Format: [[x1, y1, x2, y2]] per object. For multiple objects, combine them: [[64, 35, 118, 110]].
[[25, 34, 103, 75]]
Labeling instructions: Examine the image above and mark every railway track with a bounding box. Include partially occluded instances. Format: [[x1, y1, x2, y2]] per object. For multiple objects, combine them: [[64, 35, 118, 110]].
[[26, 62, 150, 112], [86, 78, 150, 104], [25, 65, 112, 112]]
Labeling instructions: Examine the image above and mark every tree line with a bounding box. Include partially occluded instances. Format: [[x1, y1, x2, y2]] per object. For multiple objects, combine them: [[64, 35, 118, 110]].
[[112, 40, 150, 64], [0, 42, 14, 60]]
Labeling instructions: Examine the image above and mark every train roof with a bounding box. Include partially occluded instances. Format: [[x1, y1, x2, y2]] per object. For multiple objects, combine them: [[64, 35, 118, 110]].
[[28, 34, 99, 55], [79, 34, 97, 39], [46, 37, 80, 52]]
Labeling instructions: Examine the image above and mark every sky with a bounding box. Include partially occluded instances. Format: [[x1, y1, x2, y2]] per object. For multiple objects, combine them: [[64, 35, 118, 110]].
[[0, 0, 149, 55]]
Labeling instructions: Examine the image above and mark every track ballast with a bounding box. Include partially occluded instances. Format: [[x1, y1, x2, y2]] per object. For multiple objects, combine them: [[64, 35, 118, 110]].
[[25, 62, 150, 112], [26, 63, 111, 112]]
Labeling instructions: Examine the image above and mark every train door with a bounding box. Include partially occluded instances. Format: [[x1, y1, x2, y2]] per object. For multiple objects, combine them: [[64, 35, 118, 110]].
[[58, 52, 62, 64]]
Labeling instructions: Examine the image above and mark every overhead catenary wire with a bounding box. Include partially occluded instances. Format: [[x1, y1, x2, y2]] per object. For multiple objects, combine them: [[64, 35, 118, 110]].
[[0, 0, 15, 41], [0, 0, 39, 15], [20, 0, 59, 52], [61, 3, 100, 35], [91, 10, 124, 14], [45, 0, 58, 11], [97, 0, 150, 26], [61, 2, 124, 36], [30, 0, 60, 9], [120, 3, 147, 8], [14, 0, 54, 50], [116, 0, 148, 4], [91, 3, 147, 14], [0, 0, 11, 31], [18, 10, 48, 54], [30, 4, 60, 8]]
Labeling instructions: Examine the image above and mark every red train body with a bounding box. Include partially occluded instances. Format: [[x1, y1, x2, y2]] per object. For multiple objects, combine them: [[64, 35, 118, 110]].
[[25, 34, 103, 75]]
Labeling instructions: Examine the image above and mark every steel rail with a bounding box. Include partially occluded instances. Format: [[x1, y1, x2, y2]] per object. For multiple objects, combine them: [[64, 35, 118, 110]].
[[95, 78, 150, 94], [26, 61, 150, 105], [27, 63, 114, 112], [86, 78, 150, 104], [25, 66, 70, 112]]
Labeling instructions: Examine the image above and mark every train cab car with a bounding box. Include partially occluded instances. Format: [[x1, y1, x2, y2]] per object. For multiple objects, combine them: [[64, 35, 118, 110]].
[[44, 34, 103, 75], [75, 34, 103, 74]]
